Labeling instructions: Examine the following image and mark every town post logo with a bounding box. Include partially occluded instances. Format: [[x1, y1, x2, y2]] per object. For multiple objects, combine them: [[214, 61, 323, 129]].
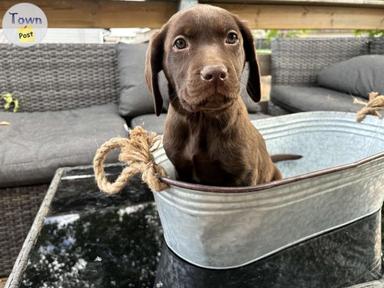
[[2, 3, 48, 47]]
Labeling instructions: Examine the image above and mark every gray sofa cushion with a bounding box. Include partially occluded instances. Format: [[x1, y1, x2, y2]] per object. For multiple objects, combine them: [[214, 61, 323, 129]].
[[131, 112, 270, 134], [317, 55, 384, 99], [271, 85, 365, 113], [117, 43, 168, 117], [0, 103, 126, 187]]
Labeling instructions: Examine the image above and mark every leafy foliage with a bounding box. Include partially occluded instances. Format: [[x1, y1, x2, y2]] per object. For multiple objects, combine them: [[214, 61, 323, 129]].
[[1, 92, 19, 112], [265, 29, 310, 44], [354, 30, 384, 38]]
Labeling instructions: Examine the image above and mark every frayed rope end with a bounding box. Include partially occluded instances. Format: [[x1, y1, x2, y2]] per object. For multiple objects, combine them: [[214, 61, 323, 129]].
[[355, 92, 384, 123]]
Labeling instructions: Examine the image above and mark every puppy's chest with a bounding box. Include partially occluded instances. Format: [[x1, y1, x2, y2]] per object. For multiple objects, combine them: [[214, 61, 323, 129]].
[[180, 128, 232, 182], [183, 128, 218, 160]]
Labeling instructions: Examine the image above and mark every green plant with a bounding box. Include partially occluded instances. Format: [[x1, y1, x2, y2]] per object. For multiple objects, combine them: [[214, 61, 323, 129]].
[[354, 30, 384, 38], [265, 29, 310, 44], [1, 92, 19, 112]]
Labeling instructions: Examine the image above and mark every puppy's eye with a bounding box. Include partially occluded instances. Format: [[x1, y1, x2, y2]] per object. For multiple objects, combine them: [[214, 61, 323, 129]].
[[226, 32, 239, 44], [173, 37, 188, 50]]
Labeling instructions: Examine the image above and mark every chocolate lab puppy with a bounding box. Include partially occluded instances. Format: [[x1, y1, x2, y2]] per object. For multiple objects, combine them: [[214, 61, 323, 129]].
[[145, 5, 282, 187]]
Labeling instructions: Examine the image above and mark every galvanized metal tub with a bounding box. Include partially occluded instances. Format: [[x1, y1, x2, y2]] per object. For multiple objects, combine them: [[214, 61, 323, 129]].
[[152, 111, 384, 269]]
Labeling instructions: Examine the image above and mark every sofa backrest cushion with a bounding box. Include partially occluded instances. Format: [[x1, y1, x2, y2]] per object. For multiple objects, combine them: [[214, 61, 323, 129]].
[[271, 38, 370, 86], [117, 43, 168, 118], [0, 44, 119, 112], [317, 55, 384, 98]]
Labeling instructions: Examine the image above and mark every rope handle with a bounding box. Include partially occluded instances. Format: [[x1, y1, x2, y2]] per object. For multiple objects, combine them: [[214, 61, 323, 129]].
[[93, 127, 169, 194], [354, 92, 384, 122]]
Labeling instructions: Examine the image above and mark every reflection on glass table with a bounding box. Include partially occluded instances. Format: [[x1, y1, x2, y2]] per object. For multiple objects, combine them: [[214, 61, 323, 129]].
[[6, 164, 383, 288]]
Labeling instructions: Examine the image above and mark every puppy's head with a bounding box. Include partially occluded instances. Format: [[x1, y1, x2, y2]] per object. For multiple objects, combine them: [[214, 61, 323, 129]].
[[145, 4, 261, 115]]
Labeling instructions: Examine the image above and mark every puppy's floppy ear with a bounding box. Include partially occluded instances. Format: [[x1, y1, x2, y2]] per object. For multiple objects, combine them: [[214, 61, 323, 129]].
[[145, 28, 167, 116], [235, 17, 261, 103]]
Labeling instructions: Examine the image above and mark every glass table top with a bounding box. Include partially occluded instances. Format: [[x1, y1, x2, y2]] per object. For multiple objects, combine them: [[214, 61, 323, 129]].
[[11, 165, 384, 288]]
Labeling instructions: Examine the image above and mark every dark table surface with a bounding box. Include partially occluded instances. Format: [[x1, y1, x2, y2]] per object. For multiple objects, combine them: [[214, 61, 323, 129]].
[[5, 164, 384, 288]]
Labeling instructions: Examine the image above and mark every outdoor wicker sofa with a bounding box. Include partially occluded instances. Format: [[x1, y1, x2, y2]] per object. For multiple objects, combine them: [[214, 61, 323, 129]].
[[270, 37, 384, 114], [0, 44, 127, 276]]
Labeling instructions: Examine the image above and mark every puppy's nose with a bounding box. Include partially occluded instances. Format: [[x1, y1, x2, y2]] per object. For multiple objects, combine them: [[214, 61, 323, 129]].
[[200, 65, 228, 82]]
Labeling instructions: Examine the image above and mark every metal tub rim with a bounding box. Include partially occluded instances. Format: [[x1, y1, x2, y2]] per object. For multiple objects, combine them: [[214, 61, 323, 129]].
[[159, 152, 384, 193], [156, 111, 384, 193]]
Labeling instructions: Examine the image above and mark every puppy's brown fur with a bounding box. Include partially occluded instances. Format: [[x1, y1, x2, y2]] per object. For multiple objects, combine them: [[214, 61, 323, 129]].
[[145, 5, 282, 186]]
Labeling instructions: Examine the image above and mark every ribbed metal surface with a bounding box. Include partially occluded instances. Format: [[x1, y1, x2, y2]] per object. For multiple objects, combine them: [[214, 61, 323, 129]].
[[153, 112, 384, 268]]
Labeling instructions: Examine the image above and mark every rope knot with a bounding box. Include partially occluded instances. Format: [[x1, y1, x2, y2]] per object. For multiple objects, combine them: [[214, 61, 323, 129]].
[[354, 92, 384, 122], [93, 126, 169, 194]]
